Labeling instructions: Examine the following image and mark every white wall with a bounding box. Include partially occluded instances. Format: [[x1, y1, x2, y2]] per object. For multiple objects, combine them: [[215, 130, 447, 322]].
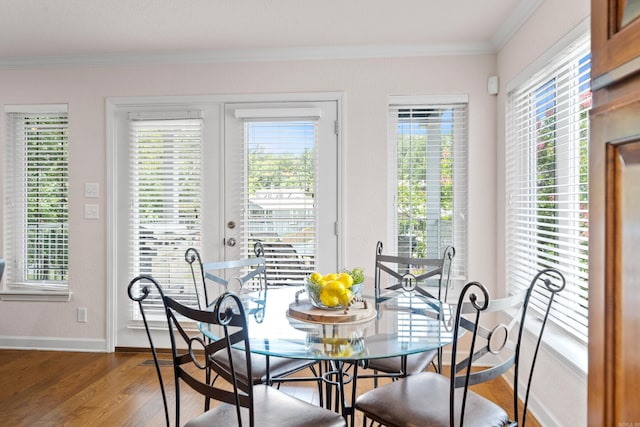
[[496, 0, 590, 426], [0, 54, 497, 348]]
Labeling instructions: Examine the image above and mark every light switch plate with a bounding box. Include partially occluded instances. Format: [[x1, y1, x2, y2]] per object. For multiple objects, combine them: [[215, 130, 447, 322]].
[[84, 204, 99, 219], [84, 182, 99, 198]]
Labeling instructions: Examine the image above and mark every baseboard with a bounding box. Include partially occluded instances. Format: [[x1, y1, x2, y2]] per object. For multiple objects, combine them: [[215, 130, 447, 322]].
[[115, 346, 172, 354], [0, 335, 107, 352]]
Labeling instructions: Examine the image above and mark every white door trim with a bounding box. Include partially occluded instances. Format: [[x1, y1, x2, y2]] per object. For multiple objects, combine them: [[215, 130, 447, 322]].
[[105, 92, 344, 352]]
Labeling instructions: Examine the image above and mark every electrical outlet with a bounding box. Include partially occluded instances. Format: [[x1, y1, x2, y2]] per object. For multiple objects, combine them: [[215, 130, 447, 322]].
[[77, 307, 88, 323], [84, 204, 99, 219]]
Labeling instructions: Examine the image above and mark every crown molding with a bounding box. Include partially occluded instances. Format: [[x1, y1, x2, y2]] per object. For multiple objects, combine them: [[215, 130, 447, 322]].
[[491, 0, 545, 51], [0, 42, 496, 70]]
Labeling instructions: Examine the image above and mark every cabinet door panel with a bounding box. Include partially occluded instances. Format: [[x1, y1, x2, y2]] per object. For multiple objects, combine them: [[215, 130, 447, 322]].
[[591, 1, 640, 425], [607, 140, 640, 426]]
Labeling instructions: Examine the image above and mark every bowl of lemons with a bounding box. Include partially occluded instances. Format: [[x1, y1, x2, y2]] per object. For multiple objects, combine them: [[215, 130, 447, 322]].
[[305, 268, 364, 310]]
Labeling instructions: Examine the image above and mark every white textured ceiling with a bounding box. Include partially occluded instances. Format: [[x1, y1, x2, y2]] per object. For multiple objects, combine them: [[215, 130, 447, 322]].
[[0, 0, 542, 66]]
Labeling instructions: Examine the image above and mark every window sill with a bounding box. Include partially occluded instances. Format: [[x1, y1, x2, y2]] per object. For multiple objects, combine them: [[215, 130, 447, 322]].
[[0, 288, 71, 302], [523, 314, 588, 377]]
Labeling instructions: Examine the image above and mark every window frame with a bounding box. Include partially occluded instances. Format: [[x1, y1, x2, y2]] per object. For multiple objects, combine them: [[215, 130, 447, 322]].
[[505, 33, 591, 344], [388, 95, 468, 289], [1, 104, 70, 301]]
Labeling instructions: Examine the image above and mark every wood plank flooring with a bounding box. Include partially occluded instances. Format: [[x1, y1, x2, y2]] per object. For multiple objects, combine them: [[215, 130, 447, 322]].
[[0, 350, 541, 426]]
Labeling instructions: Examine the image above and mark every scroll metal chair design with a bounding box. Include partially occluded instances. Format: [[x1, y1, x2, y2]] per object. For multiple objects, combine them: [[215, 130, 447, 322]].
[[359, 241, 455, 386], [186, 243, 268, 319], [128, 275, 346, 427], [355, 268, 566, 427], [374, 240, 456, 303], [184, 244, 323, 392]]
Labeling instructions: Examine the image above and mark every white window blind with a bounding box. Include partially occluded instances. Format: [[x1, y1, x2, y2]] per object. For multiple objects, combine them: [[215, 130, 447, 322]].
[[389, 100, 468, 286], [128, 116, 203, 316], [4, 107, 69, 291], [506, 34, 590, 342], [241, 118, 318, 286]]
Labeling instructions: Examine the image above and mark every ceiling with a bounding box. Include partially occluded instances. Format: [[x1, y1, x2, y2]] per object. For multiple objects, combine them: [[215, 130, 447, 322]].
[[0, 0, 543, 67]]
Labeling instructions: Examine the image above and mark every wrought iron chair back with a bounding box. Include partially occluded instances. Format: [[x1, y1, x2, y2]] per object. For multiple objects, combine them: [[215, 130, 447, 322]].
[[128, 274, 257, 427], [374, 240, 456, 303], [183, 243, 323, 397], [185, 242, 267, 310], [127, 275, 171, 426], [360, 241, 455, 384], [450, 268, 566, 426], [165, 288, 255, 426]]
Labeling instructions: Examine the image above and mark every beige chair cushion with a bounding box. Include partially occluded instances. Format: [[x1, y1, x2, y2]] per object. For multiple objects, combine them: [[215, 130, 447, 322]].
[[355, 372, 509, 427], [185, 384, 346, 427], [212, 348, 317, 384], [365, 349, 437, 375]]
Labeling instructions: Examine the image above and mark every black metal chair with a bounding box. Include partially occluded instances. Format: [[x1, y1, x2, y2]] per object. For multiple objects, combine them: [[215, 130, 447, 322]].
[[358, 241, 455, 386], [128, 275, 345, 427], [184, 244, 323, 391], [354, 268, 565, 427]]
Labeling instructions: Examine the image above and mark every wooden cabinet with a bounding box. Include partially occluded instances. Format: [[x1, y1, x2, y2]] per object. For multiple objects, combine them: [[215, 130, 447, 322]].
[[590, 1, 640, 426], [592, 0, 640, 76]]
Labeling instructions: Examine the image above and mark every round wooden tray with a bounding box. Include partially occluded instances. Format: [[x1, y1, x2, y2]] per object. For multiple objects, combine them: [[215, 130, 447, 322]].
[[287, 299, 377, 324]]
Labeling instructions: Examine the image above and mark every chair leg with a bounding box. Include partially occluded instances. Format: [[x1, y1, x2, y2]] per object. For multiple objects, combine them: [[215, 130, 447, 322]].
[[350, 362, 360, 427], [313, 362, 324, 408], [204, 365, 211, 411]]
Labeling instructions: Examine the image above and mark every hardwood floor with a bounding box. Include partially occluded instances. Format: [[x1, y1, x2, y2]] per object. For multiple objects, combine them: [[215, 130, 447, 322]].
[[0, 350, 541, 426]]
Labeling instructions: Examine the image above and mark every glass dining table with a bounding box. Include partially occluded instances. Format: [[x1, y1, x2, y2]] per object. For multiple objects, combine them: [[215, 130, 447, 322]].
[[199, 284, 456, 423]]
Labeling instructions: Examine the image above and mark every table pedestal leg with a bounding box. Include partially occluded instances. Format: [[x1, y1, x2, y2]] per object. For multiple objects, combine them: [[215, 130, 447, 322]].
[[321, 360, 357, 425]]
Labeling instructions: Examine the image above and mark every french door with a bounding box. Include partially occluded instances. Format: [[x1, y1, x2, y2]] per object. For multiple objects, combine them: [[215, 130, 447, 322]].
[[111, 97, 340, 349]]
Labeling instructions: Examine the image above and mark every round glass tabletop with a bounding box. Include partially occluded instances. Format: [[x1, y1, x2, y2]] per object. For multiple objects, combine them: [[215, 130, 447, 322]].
[[200, 286, 456, 361]]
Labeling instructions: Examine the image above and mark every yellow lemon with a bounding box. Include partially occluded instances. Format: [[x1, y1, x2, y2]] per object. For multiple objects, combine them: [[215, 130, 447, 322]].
[[324, 273, 339, 281], [325, 280, 346, 294], [337, 273, 354, 288], [309, 272, 322, 284], [338, 289, 353, 306], [320, 290, 339, 307], [340, 346, 353, 358]]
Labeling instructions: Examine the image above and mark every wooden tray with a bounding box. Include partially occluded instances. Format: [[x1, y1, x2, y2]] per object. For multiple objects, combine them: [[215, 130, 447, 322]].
[[287, 300, 377, 324]]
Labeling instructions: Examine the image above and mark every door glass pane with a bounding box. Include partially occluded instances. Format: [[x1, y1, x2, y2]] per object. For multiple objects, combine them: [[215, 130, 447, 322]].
[[242, 120, 318, 285]]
